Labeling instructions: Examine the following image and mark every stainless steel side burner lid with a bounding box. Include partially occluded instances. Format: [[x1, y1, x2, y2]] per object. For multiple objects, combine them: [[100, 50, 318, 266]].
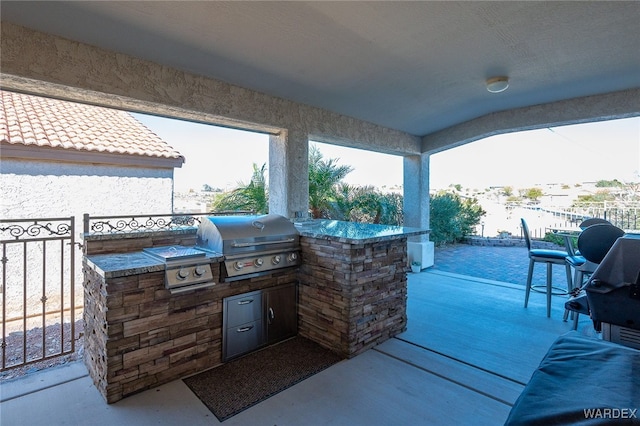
[[143, 246, 207, 262], [196, 214, 301, 281], [143, 245, 217, 294]]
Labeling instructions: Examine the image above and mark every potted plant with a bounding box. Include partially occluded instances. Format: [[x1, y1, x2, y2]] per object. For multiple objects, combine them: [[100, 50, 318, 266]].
[[411, 261, 422, 273]]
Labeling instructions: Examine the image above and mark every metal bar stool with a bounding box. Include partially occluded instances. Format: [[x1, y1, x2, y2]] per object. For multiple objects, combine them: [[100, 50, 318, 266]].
[[521, 218, 573, 317]]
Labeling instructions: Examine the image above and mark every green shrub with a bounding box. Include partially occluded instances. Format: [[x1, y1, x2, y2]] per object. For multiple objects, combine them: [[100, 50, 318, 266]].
[[429, 192, 486, 246], [543, 232, 576, 248]]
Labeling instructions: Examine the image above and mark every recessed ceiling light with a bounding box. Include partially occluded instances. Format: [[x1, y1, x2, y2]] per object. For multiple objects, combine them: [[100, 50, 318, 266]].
[[486, 76, 509, 93]]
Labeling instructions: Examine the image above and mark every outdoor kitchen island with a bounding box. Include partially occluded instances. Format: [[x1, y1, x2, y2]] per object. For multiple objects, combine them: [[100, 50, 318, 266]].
[[295, 220, 429, 358], [81, 220, 300, 404], [81, 216, 427, 404]]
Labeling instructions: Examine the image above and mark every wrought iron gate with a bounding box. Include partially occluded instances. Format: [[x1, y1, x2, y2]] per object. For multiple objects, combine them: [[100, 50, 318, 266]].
[[0, 217, 79, 371]]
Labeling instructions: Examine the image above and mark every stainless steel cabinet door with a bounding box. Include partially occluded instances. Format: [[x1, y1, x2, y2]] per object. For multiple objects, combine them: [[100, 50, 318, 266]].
[[266, 283, 297, 344]]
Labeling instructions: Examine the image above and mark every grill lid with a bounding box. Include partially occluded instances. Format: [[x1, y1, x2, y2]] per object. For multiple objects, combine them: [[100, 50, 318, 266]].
[[196, 214, 299, 254]]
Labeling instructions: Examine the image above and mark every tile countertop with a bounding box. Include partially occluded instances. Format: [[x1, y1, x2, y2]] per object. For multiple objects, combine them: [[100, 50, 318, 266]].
[[84, 251, 223, 279], [294, 220, 429, 244]]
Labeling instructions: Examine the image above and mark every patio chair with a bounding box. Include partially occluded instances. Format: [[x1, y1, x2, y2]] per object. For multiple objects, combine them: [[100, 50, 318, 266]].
[[563, 222, 619, 291], [521, 218, 573, 318], [565, 218, 612, 257], [578, 217, 611, 230], [563, 223, 625, 329]]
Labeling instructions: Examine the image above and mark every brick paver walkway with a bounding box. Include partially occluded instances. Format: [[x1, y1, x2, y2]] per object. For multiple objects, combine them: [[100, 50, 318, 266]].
[[431, 243, 573, 289]]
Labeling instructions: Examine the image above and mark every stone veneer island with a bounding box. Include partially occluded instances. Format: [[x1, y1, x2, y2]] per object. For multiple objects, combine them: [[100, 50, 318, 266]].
[[81, 220, 428, 403], [82, 229, 297, 403], [295, 220, 429, 358]]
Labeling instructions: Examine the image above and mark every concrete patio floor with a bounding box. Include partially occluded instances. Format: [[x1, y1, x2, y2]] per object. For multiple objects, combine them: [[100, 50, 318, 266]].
[[0, 269, 592, 426]]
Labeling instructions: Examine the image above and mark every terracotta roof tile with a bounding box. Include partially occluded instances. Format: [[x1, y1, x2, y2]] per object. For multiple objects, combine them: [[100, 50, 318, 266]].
[[0, 90, 184, 162]]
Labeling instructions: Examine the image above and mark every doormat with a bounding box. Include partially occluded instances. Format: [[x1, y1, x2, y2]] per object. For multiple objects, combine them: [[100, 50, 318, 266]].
[[183, 336, 343, 422]]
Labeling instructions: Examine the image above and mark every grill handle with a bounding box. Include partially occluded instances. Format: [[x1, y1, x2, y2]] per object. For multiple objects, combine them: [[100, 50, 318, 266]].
[[231, 238, 295, 248], [168, 281, 216, 295]]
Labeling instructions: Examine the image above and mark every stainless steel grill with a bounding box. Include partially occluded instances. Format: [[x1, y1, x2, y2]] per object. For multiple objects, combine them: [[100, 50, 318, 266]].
[[196, 214, 301, 281]]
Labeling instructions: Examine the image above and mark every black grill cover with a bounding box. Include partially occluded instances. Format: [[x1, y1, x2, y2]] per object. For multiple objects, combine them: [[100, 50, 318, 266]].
[[585, 235, 640, 330]]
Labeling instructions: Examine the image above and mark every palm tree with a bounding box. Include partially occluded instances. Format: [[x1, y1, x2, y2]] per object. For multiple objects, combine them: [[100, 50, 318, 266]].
[[308, 145, 353, 218], [209, 147, 404, 225], [329, 184, 403, 225], [327, 183, 356, 221], [212, 163, 268, 214], [374, 192, 404, 225]]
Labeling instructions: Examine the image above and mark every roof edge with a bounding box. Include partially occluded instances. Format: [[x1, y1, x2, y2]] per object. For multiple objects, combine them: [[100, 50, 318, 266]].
[[0, 143, 184, 169]]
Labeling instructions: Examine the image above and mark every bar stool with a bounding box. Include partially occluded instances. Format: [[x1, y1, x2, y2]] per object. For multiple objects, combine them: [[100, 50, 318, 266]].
[[521, 218, 573, 317], [563, 223, 625, 328]]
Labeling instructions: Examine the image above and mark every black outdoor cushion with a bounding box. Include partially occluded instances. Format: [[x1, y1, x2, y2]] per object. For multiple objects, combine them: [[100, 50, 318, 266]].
[[505, 331, 640, 425], [529, 249, 568, 260]]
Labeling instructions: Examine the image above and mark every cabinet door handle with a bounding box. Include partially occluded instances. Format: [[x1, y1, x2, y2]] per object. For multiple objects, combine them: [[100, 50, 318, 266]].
[[237, 325, 254, 333], [237, 299, 253, 305], [268, 307, 275, 324]]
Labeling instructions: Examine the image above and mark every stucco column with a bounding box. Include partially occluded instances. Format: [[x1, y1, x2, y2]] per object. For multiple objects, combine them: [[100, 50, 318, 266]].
[[403, 153, 430, 236], [404, 154, 433, 268], [269, 129, 309, 218]]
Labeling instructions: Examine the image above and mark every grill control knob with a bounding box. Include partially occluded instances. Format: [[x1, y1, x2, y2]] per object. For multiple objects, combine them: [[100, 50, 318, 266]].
[[272, 255, 282, 265], [194, 265, 207, 277], [176, 268, 190, 281], [233, 261, 244, 271], [287, 252, 298, 262], [254, 258, 264, 267]]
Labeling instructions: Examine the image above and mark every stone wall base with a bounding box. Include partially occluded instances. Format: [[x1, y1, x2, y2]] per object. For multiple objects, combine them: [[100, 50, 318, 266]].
[[464, 236, 563, 250], [298, 236, 407, 358]]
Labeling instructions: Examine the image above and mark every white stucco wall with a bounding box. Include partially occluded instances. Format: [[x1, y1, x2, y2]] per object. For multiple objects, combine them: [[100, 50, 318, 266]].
[[0, 158, 175, 325], [1, 159, 174, 219]]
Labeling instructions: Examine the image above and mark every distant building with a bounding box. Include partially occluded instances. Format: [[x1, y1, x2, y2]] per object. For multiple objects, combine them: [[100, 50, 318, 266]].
[[173, 191, 215, 214]]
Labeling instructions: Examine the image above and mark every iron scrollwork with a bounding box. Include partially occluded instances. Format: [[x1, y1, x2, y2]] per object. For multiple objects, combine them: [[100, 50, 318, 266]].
[[0, 220, 72, 241], [88, 214, 203, 234]]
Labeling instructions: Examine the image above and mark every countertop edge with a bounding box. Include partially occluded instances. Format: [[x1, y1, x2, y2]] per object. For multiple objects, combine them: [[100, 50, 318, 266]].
[[84, 254, 166, 278], [298, 229, 428, 244], [84, 251, 223, 278], [296, 221, 429, 244]]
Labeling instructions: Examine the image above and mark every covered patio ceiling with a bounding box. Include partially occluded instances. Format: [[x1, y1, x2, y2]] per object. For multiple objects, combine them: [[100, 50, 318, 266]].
[[2, 1, 639, 141]]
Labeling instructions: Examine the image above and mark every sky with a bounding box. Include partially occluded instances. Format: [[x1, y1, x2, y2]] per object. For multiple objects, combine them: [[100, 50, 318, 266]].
[[430, 117, 640, 189], [132, 113, 639, 192]]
